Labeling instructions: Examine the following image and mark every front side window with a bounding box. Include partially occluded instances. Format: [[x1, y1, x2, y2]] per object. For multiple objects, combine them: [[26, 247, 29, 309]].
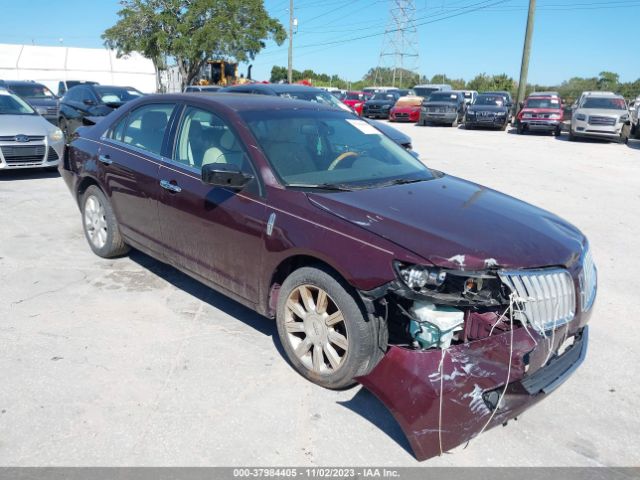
[[111, 103, 174, 155], [174, 106, 250, 173], [241, 109, 434, 188], [94, 86, 143, 105]]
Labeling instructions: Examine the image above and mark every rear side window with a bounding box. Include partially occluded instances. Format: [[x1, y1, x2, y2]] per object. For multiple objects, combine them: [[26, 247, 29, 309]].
[[109, 103, 175, 156]]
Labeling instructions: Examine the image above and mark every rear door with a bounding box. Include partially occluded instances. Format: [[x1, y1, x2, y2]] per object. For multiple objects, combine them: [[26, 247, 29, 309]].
[[99, 102, 177, 256], [157, 104, 267, 302]]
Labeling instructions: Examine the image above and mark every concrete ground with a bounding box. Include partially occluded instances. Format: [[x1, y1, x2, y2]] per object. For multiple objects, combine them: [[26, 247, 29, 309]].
[[0, 125, 639, 467]]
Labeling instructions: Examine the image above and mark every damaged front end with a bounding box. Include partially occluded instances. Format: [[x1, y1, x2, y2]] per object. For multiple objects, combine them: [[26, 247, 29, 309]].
[[356, 255, 595, 461]]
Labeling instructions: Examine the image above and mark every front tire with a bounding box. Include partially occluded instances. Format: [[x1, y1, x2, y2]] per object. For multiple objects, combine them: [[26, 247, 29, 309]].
[[276, 266, 386, 390], [81, 185, 129, 258]]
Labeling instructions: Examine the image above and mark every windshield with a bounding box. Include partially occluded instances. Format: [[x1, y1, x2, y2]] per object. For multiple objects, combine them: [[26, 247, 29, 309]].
[[277, 90, 351, 112], [241, 109, 433, 188], [582, 97, 626, 110], [372, 92, 397, 101], [0, 93, 36, 115], [95, 86, 143, 104], [10, 84, 56, 99], [414, 87, 439, 98], [428, 92, 458, 103], [525, 97, 560, 108], [473, 95, 504, 106]]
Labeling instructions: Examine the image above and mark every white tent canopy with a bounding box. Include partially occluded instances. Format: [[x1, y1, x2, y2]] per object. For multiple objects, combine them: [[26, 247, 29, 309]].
[[0, 43, 156, 94]]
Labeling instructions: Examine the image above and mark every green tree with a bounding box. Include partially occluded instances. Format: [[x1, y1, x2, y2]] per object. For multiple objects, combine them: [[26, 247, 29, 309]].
[[103, 0, 286, 91], [597, 71, 619, 91]]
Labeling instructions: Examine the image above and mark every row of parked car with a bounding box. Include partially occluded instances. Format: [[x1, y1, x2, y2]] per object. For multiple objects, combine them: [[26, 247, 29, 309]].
[[340, 84, 638, 144], [0, 77, 637, 172]]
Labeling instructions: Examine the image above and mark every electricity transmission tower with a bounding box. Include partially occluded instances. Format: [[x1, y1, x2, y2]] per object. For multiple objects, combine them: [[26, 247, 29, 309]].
[[374, 0, 419, 88]]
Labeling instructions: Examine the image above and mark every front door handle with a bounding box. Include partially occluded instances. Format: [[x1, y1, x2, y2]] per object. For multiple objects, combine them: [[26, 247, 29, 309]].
[[160, 179, 182, 193], [98, 154, 113, 165]]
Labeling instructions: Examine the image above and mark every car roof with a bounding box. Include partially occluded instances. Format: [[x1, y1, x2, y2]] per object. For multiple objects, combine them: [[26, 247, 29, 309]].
[[153, 92, 337, 113], [529, 91, 560, 97], [226, 83, 328, 94], [4, 80, 44, 86]]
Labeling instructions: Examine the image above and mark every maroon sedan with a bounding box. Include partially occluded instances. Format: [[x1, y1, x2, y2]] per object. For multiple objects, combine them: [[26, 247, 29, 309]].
[[60, 94, 596, 461]]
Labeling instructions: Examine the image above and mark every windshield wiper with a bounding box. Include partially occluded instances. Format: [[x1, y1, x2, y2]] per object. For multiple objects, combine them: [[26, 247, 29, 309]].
[[377, 177, 428, 188], [287, 183, 354, 191]]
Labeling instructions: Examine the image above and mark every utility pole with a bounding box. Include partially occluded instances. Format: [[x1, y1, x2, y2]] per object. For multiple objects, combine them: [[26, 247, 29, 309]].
[[287, 0, 294, 83], [515, 0, 536, 115]]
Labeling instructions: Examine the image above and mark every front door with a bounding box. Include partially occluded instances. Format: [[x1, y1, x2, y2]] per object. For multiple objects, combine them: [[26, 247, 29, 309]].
[[158, 105, 267, 303]]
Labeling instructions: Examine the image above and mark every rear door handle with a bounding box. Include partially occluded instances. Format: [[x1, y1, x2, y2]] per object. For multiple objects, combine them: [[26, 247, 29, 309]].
[[98, 154, 113, 165], [160, 179, 182, 193]]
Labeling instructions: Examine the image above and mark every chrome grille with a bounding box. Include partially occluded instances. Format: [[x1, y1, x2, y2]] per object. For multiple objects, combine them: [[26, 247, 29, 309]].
[[499, 269, 576, 332], [0, 135, 45, 142], [580, 248, 597, 312], [588, 116, 616, 126], [1, 145, 46, 165]]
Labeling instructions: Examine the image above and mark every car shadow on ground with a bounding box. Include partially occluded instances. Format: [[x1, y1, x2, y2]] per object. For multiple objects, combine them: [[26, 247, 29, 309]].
[[627, 138, 640, 150], [0, 169, 60, 181], [128, 248, 412, 457], [128, 249, 276, 338], [337, 388, 413, 457]]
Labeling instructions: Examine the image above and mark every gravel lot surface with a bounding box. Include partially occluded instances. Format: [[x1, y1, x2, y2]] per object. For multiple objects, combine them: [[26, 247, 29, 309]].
[[1, 125, 638, 466]]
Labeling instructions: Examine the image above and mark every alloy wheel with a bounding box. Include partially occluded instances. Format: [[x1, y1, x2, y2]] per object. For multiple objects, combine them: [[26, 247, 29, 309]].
[[84, 195, 108, 249], [284, 285, 348, 375]]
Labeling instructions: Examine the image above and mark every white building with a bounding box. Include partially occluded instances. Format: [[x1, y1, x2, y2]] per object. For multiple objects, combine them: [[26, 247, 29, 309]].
[[0, 43, 157, 94]]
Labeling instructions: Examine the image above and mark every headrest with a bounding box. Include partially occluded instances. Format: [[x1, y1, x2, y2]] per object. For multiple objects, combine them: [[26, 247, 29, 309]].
[[141, 111, 167, 131], [220, 129, 236, 150]]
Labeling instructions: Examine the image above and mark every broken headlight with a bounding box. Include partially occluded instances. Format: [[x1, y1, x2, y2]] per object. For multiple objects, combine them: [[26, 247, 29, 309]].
[[396, 263, 446, 290], [579, 247, 597, 312]]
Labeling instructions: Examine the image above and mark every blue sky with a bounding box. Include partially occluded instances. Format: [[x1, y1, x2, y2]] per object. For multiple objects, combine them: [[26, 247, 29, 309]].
[[1, 0, 638, 85]]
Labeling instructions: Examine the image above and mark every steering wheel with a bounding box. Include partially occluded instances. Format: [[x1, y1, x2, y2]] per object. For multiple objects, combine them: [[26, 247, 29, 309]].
[[328, 151, 359, 171]]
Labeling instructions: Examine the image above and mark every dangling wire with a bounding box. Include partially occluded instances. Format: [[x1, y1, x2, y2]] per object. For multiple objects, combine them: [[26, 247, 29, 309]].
[[438, 347, 447, 456]]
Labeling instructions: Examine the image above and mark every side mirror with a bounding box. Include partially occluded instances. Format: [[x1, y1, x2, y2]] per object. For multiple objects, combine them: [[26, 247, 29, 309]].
[[201, 163, 253, 190]]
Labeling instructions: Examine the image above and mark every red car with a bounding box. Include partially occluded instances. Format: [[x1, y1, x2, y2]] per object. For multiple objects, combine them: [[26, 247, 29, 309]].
[[516, 93, 564, 135], [390, 96, 423, 122], [60, 94, 596, 462], [342, 91, 369, 116]]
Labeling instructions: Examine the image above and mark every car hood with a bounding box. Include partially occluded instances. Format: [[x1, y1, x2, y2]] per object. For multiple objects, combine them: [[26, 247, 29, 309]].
[[366, 100, 395, 107], [306, 174, 585, 270], [364, 118, 412, 147], [468, 105, 508, 113], [0, 114, 57, 135], [24, 97, 59, 108], [576, 108, 625, 117], [521, 108, 562, 115], [423, 102, 457, 108]]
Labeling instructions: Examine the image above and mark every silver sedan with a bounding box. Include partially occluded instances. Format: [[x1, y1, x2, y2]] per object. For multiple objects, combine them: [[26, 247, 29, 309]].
[[0, 88, 65, 170]]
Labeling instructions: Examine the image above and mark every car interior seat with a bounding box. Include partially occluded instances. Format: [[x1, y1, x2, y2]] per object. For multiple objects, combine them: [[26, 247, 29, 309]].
[[261, 120, 317, 177], [135, 110, 168, 154]]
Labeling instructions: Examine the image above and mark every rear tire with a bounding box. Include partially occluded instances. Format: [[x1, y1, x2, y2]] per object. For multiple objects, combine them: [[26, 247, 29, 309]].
[[516, 123, 524, 134], [81, 185, 130, 258], [276, 266, 386, 390], [451, 116, 459, 128], [554, 125, 562, 137]]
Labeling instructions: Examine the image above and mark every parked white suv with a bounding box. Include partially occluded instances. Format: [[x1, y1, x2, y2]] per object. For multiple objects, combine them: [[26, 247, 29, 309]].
[[570, 92, 631, 143], [0, 88, 65, 170]]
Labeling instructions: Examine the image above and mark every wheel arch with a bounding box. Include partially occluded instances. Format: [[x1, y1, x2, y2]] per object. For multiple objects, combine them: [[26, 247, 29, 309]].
[[76, 175, 102, 205], [266, 254, 354, 319]]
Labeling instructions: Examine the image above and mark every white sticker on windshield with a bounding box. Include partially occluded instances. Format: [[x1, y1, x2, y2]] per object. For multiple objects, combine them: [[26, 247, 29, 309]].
[[346, 119, 382, 135]]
